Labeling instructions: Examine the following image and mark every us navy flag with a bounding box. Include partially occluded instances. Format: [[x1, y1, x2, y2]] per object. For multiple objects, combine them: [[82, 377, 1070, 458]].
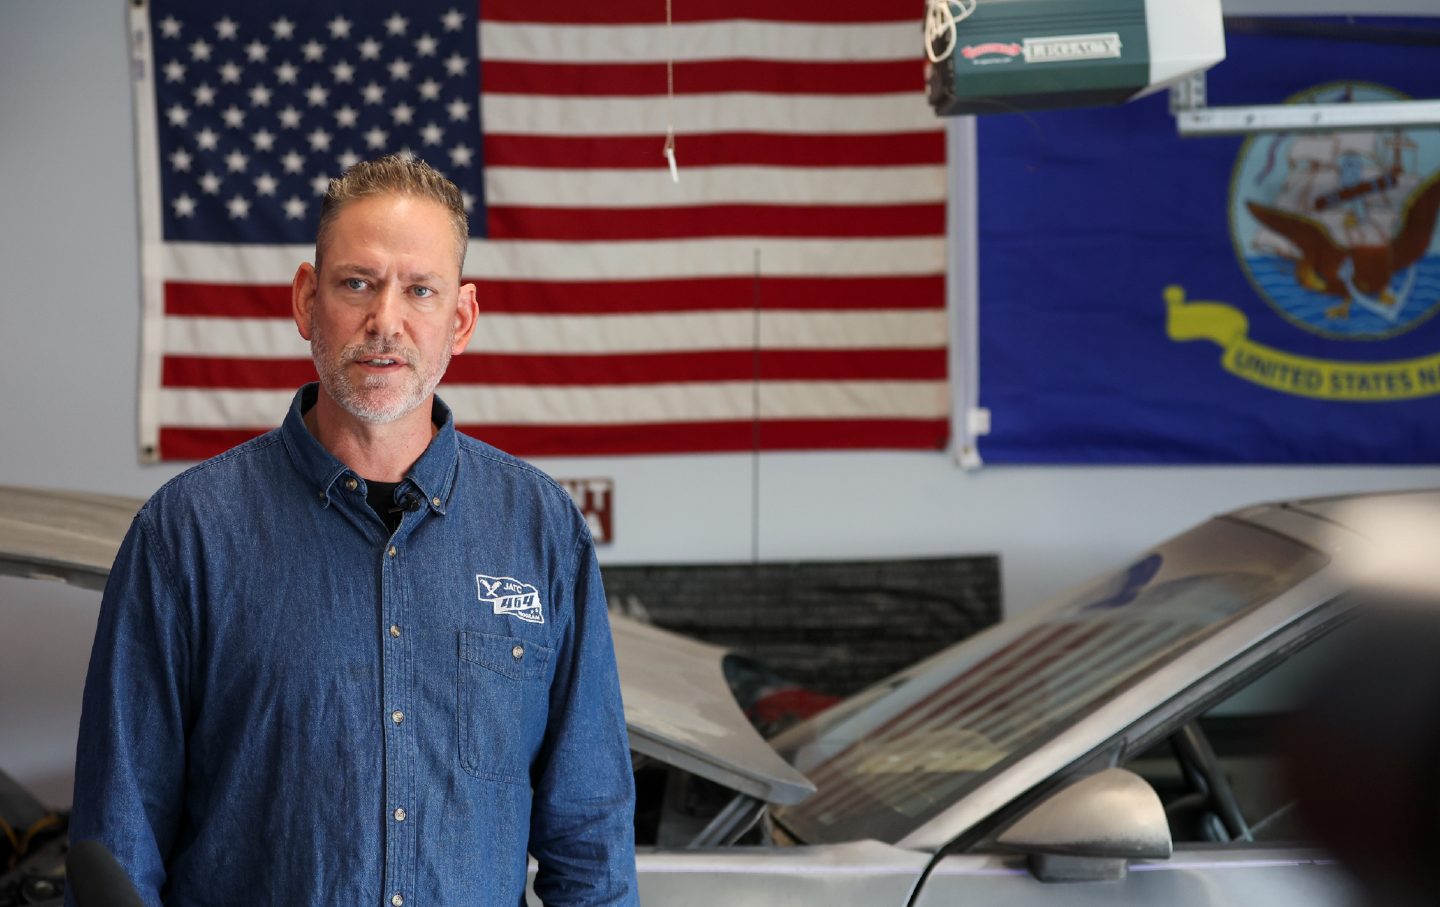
[[976, 17, 1440, 463]]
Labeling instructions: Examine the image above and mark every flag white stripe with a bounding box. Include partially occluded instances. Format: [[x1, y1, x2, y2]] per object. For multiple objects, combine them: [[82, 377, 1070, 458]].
[[163, 243, 312, 284], [486, 165, 948, 208], [479, 20, 922, 64], [482, 92, 937, 137], [465, 236, 947, 280], [159, 381, 950, 426], [164, 317, 310, 359], [164, 310, 949, 358], [162, 237, 946, 283]]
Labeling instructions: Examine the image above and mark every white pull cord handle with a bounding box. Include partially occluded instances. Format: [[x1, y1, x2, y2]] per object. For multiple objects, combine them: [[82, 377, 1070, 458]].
[[926, 0, 976, 64]]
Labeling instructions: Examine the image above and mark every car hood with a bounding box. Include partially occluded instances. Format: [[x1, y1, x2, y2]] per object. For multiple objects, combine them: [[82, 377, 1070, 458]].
[[0, 484, 814, 807], [0, 486, 143, 591]]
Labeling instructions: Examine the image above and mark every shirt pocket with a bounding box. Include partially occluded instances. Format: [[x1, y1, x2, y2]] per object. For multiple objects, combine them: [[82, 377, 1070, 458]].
[[457, 630, 552, 785]]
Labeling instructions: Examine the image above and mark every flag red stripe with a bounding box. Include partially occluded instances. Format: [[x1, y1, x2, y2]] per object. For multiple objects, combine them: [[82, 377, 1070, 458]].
[[481, 60, 925, 97], [165, 282, 292, 318], [165, 276, 945, 317], [159, 419, 949, 459], [482, 132, 947, 169], [480, 0, 919, 23], [478, 274, 944, 313], [466, 420, 950, 457], [485, 203, 946, 241], [446, 350, 949, 383], [162, 349, 947, 389], [158, 428, 272, 461], [475, 276, 946, 313], [163, 357, 317, 389]]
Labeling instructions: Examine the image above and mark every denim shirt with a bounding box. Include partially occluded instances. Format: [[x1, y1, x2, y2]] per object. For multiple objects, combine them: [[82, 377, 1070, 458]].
[[69, 385, 637, 907]]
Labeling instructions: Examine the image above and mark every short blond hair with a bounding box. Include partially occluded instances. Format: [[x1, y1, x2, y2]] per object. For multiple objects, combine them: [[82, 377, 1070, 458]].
[[315, 154, 468, 273]]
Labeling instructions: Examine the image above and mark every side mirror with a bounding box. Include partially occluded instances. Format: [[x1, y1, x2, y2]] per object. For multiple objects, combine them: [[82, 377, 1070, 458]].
[[996, 767, 1173, 882]]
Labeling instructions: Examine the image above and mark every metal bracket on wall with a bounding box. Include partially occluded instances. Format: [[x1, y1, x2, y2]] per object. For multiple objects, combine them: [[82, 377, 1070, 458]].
[[1170, 72, 1440, 136], [1169, 72, 1206, 115]]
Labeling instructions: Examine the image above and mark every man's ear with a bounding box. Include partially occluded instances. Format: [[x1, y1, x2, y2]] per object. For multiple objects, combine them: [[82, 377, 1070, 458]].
[[452, 282, 479, 354], [292, 262, 317, 340]]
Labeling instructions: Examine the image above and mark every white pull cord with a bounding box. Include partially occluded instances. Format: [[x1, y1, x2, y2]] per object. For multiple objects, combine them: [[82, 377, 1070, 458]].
[[925, 0, 976, 64], [663, 0, 679, 182], [664, 132, 678, 183]]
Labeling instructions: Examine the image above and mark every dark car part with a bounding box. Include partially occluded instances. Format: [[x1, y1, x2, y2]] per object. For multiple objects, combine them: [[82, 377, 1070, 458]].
[[66, 840, 143, 907]]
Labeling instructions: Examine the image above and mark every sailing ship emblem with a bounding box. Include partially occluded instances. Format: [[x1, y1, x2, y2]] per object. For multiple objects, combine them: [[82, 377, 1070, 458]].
[[1230, 82, 1440, 340]]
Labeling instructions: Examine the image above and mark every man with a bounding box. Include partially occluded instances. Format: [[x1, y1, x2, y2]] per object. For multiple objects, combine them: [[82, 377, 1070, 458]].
[[69, 156, 637, 906]]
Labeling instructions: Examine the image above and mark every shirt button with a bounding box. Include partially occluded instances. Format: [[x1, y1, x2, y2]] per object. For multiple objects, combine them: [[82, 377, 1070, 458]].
[[391, 895, 404, 907], [431, 496, 441, 507], [389, 624, 401, 638], [391, 709, 404, 724], [393, 807, 407, 822], [388, 546, 397, 558], [512, 645, 524, 659], [345, 478, 358, 491]]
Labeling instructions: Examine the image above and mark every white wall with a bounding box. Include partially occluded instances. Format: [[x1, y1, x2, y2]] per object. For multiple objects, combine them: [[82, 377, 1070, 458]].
[[2, 0, 1437, 807]]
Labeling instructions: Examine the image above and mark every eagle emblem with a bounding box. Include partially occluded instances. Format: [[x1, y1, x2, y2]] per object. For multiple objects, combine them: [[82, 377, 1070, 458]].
[[1231, 82, 1440, 339]]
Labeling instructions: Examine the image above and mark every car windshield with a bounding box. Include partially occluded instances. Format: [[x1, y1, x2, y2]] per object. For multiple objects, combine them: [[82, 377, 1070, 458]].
[[773, 517, 1326, 845]]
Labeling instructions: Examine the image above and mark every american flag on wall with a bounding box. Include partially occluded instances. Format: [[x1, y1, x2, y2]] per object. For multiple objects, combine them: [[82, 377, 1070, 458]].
[[129, 0, 948, 461]]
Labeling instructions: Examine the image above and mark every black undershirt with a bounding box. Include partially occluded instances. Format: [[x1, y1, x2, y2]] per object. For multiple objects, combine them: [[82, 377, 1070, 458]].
[[366, 480, 403, 533]]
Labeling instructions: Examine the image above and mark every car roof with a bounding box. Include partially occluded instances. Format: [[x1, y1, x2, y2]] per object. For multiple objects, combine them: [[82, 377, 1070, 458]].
[[0, 484, 815, 807]]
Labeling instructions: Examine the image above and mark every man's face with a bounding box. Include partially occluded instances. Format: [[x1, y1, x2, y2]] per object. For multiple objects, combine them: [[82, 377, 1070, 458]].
[[292, 194, 476, 425]]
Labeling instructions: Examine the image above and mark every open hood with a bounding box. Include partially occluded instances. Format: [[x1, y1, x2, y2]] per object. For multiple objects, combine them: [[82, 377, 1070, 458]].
[[0, 485, 815, 807], [0, 486, 144, 591], [612, 616, 814, 804]]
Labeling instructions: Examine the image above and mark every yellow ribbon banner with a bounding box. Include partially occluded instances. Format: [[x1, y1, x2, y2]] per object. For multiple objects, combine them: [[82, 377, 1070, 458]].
[[1165, 286, 1440, 402]]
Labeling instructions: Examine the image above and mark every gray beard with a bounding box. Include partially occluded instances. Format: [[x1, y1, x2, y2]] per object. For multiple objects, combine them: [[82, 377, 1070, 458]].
[[310, 328, 453, 425]]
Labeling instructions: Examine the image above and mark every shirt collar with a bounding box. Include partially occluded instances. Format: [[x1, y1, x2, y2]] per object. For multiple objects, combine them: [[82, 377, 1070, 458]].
[[281, 383, 456, 515]]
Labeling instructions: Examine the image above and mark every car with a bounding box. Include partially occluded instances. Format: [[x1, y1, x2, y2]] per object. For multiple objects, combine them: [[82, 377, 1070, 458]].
[[630, 491, 1440, 906], [6, 485, 1439, 905]]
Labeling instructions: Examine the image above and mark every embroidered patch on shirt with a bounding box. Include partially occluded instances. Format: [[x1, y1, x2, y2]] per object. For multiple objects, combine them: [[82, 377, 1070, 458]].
[[476, 574, 545, 624]]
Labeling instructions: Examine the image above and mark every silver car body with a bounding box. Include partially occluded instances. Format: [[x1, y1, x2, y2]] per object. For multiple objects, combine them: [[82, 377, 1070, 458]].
[[7, 485, 1425, 905]]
